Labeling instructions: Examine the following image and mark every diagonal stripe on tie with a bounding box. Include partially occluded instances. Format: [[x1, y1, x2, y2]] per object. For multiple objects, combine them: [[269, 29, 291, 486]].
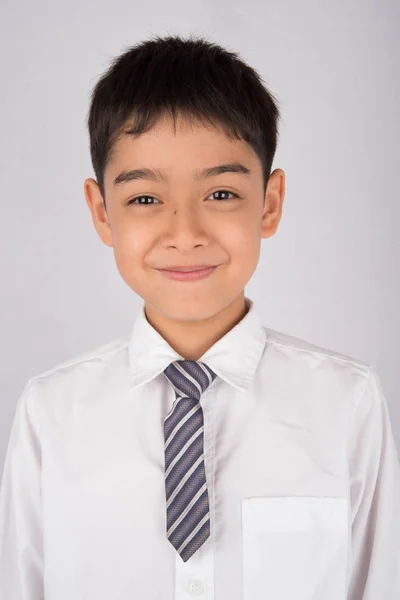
[[163, 360, 217, 562]]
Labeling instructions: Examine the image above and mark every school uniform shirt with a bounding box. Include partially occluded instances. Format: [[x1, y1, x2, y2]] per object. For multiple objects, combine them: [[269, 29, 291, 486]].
[[0, 295, 399, 600]]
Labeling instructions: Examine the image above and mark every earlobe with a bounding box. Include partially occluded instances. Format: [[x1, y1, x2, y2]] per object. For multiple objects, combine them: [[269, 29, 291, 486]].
[[83, 178, 113, 247]]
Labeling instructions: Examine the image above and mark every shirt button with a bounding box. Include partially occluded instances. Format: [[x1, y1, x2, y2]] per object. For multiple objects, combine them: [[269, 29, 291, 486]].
[[186, 578, 204, 595]]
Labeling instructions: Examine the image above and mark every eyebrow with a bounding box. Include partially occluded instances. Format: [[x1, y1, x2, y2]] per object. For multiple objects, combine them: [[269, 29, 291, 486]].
[[113, 162, 252, 187]]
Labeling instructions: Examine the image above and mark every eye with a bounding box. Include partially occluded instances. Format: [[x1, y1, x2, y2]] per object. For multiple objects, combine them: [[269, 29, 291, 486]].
[[127, 190, 239, 205], [209, 190, 239, 201], [127, 195, 159, 205]]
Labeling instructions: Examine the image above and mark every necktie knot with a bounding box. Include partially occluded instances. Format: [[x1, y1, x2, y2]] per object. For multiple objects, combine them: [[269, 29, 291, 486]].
[[163, 360, 217, 401]]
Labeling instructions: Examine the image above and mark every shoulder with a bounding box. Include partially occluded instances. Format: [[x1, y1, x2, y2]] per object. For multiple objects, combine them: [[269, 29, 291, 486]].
[[262, 327, 379, 421], [264, 327, 371, 373], [17, 336, 132, 437], [29, 336, 130, 385], [23, 336, 131, 415], [263, 327, 373, 409]]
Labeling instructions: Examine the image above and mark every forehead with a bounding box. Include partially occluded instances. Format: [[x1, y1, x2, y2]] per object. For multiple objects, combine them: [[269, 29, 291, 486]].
[[105, 112, 261, 181]]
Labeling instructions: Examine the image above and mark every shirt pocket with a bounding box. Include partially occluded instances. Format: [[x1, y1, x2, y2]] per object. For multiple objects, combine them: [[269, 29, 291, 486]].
[[241, 496, 349, 600]]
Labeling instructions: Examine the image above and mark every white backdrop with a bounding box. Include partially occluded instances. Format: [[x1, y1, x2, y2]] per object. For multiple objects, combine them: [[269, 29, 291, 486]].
[[1, 0, 399, 477]]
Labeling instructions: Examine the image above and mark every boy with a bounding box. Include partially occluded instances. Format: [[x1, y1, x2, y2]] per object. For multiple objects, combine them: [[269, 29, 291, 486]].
[[0, 33, 399, 600]]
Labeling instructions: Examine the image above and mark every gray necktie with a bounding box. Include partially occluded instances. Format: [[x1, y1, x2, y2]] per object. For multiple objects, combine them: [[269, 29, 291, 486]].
[[163, 360, 217, 562]]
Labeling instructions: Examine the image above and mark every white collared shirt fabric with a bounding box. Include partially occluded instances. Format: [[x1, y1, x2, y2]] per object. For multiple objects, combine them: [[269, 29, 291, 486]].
[[1, 296, 399, 599]]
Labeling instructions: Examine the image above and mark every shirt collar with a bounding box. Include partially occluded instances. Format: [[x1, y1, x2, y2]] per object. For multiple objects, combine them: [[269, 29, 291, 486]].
[[128, 295, 267, 392]]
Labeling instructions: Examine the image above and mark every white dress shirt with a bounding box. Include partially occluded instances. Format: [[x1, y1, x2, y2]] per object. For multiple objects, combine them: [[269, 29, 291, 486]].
[[1, 295, 400, 600]]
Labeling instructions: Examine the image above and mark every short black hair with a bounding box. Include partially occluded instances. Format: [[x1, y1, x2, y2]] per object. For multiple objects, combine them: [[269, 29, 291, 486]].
[[85, 33, 281, 205]]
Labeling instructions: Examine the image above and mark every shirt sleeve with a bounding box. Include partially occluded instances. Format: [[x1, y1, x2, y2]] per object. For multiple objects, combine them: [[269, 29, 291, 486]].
[[347, 366, 400, 599], [0, 378, 44, 600]]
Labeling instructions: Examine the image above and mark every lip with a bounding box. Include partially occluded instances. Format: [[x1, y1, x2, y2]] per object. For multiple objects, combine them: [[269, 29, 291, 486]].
[[159, 265, 216, 272], [157, 266, 217, 281]]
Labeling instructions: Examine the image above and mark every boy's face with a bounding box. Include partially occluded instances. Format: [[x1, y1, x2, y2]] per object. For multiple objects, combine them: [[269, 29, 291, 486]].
[[84, 112, 285, 328]]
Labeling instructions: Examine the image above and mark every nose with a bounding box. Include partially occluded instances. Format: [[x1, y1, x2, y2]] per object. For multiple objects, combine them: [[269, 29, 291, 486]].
[[162, 206, 209, 250]]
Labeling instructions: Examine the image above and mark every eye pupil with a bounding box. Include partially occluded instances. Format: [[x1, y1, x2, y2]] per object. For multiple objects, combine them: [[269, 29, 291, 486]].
[[214, 190, 233, 200], [131, 196, 154, 204]]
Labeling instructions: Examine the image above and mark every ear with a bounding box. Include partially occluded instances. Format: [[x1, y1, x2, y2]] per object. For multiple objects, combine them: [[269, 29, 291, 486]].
[[260, 168, 286, 239], [83, 178, 113, 247]]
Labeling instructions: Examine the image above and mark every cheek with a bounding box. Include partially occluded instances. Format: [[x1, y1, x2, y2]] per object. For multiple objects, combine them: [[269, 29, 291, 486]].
[[111, 224, 148, 270], [224, 219, 260, 254]]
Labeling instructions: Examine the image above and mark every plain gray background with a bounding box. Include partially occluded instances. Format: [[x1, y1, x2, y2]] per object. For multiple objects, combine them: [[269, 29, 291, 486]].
[[1, 0, 399, 478]]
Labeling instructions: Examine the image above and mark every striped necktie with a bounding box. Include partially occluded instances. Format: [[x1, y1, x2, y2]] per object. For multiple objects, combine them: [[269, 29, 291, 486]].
[[163, 360, 217, 562]]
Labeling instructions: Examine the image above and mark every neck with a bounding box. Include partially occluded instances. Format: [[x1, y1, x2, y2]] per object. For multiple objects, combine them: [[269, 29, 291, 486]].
[[144, 293, 249, 361]]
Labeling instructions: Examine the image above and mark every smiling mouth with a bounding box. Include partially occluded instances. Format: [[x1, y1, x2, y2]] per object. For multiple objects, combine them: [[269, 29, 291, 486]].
[[156, 265, 218, 281]]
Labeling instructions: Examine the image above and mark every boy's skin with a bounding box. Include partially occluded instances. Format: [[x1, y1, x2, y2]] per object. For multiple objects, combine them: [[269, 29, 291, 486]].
[[84, 112, 286, 360]]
